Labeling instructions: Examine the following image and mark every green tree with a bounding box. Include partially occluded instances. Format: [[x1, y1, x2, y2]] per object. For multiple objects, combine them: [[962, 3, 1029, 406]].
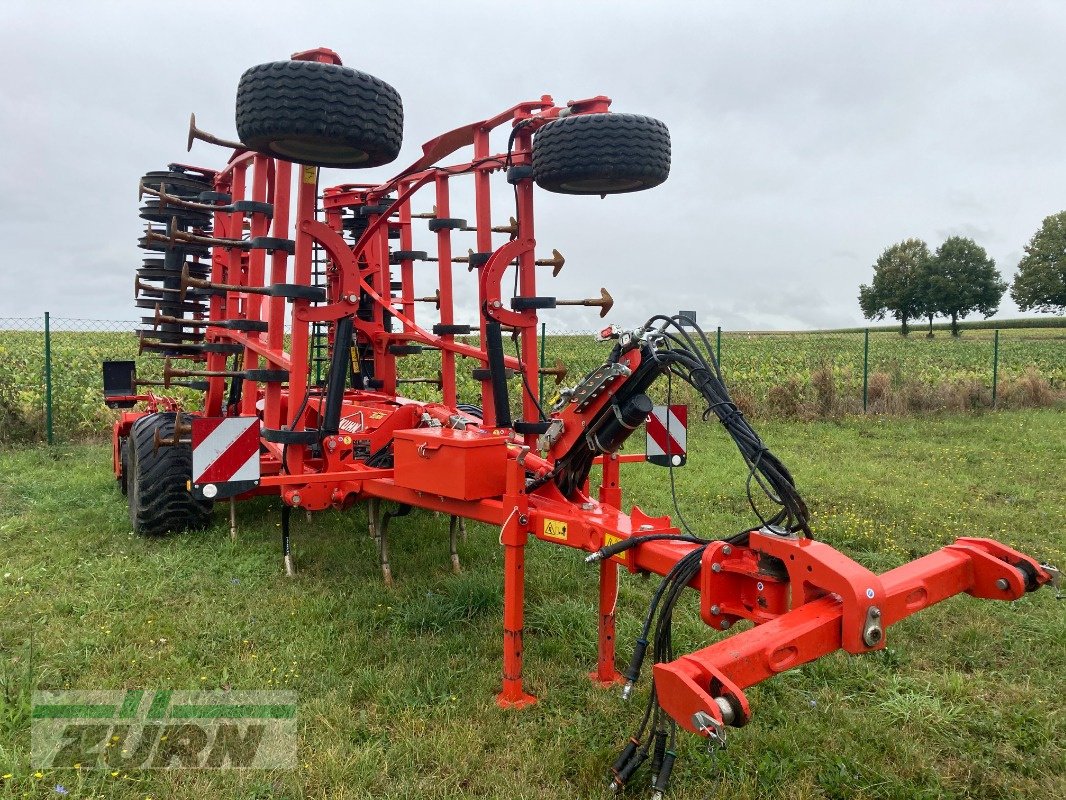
[[916, 256, 940, 337], [858, 238, 932, 336], [928, 236, 1006, 336], [1011, 211, 1066, 314]]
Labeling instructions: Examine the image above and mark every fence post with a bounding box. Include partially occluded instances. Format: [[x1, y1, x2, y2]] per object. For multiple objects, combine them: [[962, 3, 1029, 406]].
[[538, 322, 546, 400], [862, 327, 869, 413], [44, 311, 53, 444], [991, 328, 999, 407], [716, 325, 722, 367]]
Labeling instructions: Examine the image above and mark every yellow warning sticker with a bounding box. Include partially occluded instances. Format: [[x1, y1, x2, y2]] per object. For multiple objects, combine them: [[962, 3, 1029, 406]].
[[302, 165, 318, 184], [542, 518, 568, 541], [604, 533, 627, 562]]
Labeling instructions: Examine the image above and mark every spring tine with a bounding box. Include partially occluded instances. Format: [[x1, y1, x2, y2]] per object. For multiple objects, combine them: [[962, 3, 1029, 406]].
[[449, 515, 462, 574], [556, 287, 613, 317], [538, 358, 568, 385], [535, 248, 565, 277], [491, 216, 520, 236], [413, 289, 441, 309], [187, 112, 246, 152]]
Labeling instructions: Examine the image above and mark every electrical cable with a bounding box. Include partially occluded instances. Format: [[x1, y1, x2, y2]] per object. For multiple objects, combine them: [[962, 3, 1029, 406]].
[[512, 333, 548, 422], [601, 313, 812, 792], [643, 315, 811, 537]]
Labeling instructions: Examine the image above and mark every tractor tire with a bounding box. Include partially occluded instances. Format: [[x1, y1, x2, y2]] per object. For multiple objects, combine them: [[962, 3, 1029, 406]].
[[235, 60, 403, 169], [532, 113, 671, 195], [127, 412, 213, 536]]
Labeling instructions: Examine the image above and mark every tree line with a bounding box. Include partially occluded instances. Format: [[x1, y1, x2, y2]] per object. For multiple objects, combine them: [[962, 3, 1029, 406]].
[[859, 211, 1066, 335]]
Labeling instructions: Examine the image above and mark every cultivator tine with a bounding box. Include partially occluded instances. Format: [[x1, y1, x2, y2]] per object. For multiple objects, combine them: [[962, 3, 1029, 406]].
[[538, 359, 568, 385], [141, 178, 231, 215], [153, 304, 207, 329], [139, 334, 205, 349], [491, 217, 520, 236], [535, 248, 566, 277], [556, 287, 613, 317], [449, 515, 463, 574], [413, 289, 441, 309], [229, 497, 237, 541], [419, 252, 473, 264], [372, 502, 393, 587], [134, 275, 187, 299], [152, 415, 192, 452], [154, 302, 267, 333], [143, 224, 178, 249], [187, 112, 246, 152], [162, 357, 276, 384], [167, 219, 248, 251], [179, 263, 273, 301], [162, 357, 199, 385], [281, 505, 295, 577], [367, 497, 380, 543], [138, 338, 204, 358], [151, 427, 180, 452]]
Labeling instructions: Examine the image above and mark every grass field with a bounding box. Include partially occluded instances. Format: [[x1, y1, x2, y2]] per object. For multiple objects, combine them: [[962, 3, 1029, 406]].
[[0, 323, 1063, 443], [1, 409, 1063, 799]]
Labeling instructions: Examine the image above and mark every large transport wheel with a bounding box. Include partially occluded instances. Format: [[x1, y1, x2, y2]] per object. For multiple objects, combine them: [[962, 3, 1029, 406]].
[[532, 113, 671, 195], [127, 412, 213, 536], [235, 60, 403, 169]]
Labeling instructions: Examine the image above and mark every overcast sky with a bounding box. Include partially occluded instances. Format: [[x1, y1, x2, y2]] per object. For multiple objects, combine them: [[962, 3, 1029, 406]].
[[3, 1, 1066, 331]]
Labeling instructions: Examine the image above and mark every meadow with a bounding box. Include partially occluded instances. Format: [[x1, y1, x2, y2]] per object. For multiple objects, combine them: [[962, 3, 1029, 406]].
[[0, 409, 1063, 799], [0, 322, 1062, 443]]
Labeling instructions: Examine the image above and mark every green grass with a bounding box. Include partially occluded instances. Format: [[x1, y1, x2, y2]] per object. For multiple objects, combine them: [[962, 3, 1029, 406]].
[[1, 409, 1063, 798]]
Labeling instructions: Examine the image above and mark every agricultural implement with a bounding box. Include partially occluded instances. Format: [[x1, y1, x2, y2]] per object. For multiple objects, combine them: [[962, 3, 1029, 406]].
[[103, 48, 1059, 795]]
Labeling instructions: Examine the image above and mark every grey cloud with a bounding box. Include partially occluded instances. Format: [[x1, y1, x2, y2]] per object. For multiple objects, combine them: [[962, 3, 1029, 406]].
[[2, 0, 1065, 329]]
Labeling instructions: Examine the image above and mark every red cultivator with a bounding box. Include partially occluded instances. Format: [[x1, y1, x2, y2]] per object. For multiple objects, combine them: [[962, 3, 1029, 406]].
[[103, 47, 1059, 795]]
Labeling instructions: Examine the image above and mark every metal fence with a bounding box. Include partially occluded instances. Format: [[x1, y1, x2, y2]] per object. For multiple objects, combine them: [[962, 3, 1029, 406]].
[[542, 324, 1064, 417], [0, 314, 1062, 444]]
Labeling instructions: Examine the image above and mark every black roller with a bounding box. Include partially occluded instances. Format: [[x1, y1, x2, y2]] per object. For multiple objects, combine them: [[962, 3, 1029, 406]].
[[485, 321, 512, 428], [139, 202, 212, 226], [141, 170, 212, 198], [321, 315, 354, 436]]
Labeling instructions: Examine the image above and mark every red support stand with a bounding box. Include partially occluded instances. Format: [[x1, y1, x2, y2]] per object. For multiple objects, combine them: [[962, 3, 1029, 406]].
[[496, 457, 537, 709], [590, 560, 624, 686], [589, 453, 624, 685]]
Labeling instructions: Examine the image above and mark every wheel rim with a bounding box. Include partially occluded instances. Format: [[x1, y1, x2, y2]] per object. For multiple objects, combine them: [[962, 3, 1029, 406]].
[[268, 138, 371, 165], [557, 176, 647, 193]]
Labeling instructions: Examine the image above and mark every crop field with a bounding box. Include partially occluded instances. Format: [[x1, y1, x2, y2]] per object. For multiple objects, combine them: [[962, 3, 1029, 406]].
[[0, 409, 1063, 799], [0, 323, 1063, 443]]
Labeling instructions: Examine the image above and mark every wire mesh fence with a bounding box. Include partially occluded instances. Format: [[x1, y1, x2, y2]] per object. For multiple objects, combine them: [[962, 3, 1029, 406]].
[[0, 314, 1062, 444]]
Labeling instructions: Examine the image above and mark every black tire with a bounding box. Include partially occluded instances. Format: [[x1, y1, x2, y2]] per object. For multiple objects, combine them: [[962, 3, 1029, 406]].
[[235, 60, 403, 168], [532, 113, 671, 195], [127, 413, 213, 536]]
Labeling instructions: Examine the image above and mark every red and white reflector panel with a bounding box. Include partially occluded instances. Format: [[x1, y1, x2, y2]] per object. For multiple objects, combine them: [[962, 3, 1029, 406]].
[[646, 404, 687, 468], [191, 416, 260, 499]]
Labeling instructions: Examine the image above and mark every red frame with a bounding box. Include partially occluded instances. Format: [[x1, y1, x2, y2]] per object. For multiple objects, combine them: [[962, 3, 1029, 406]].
[[113, 48, 1056, 737]]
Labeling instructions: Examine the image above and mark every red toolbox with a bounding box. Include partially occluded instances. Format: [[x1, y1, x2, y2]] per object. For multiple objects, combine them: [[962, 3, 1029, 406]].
[[392, 428, 510, 500]]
